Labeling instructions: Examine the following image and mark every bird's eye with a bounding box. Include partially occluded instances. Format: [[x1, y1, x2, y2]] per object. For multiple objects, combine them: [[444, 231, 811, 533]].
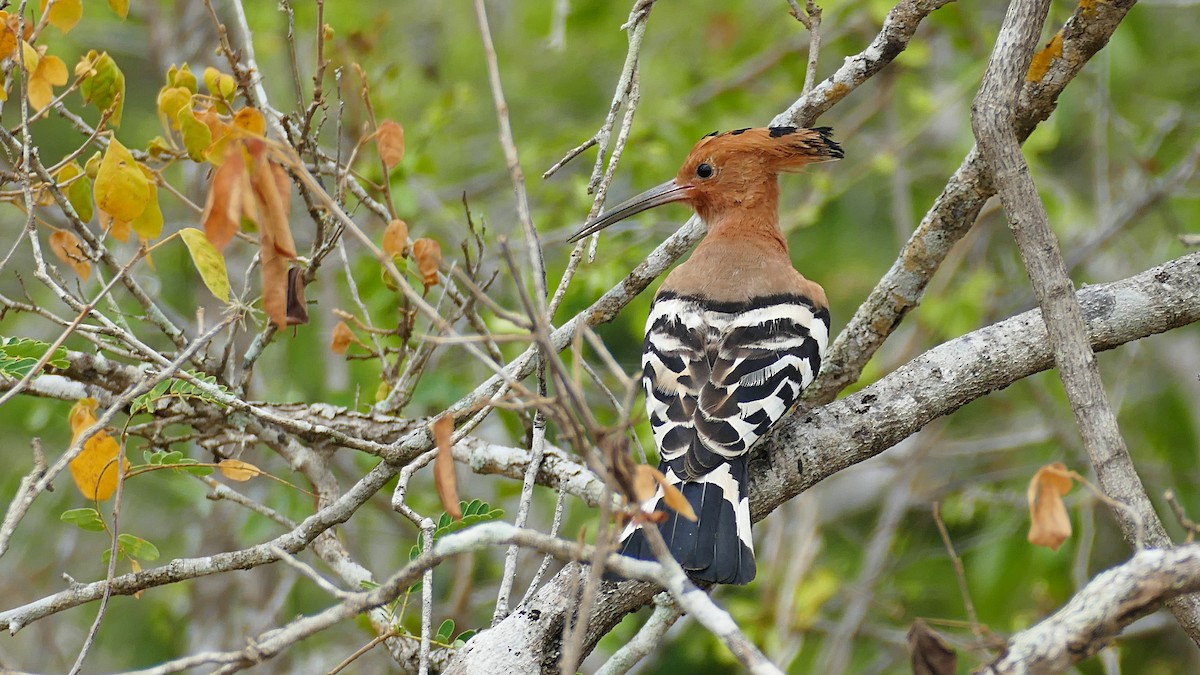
[[695, 163, 714, 179]]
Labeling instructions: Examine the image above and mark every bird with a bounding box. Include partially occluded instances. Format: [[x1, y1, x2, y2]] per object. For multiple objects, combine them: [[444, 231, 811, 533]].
[[568, 126, 842, 585]]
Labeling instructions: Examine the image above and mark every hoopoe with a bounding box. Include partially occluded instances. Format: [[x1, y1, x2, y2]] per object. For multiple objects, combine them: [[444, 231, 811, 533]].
[[569, 126, 842, 584]]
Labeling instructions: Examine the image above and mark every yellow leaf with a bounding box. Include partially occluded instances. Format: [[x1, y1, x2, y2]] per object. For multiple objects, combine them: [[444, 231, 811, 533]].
[[131, 165, 162, 240], [375, 120, 405, 169], [179, 227, 230, 302], [167, 63, 197, 93], [67, 398, 127, 502], [218, 459, 261, 482], [1027, 462, 1074, 551], [27, 52, 68, 110], [203, 66, 236, 101], [432, 415, 461, 520], [49, 229, 90, 279], [93, 137, 149, 222], [78, 50, 125, 127], [20, 41, 40, 73], [156, 86, 191, 129], [233, 107, 266, 136], [40, 0, 82, 34], [107, 0, 129, 19], [382, 219, 409, 258]]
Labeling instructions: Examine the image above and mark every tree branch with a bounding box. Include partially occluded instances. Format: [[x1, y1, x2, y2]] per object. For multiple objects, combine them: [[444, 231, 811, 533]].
[[979, 546, 1200, 674], [971, 0, 1200, 642], [447, 252, 1200, 671]]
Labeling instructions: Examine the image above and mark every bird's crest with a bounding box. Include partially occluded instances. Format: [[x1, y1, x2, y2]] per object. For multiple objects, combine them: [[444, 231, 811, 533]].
[[687, 126, 843, 174]]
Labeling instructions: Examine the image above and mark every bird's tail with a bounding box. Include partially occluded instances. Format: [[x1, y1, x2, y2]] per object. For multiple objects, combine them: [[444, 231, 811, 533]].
[[613, 457, 755, 585]]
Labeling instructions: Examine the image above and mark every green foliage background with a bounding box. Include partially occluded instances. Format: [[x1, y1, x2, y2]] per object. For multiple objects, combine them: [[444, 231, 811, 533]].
[[1, 1, 1198, 672]]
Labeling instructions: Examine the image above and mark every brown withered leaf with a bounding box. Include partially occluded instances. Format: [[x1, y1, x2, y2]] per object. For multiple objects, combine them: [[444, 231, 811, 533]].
[[218, 458, 261, 482], [431, 414, 461, 520], [49, 229, 90, 279], [382, 218, 409, 259], [651, 470, 697, 521], [200, 144, 248, 250], [411, 238, 442, 289], [1027, 462, 1074, 551], [631, 465, 660, 504], [375, 120, 405, 169], [330, 320, 355, 355], [247, 143, 297, 329], [907, 619, 957, 675], [285, 267, 308, 326]]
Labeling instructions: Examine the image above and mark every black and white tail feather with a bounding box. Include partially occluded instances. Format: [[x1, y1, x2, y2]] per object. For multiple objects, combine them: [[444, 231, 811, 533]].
[[616, 291, 828, 585]]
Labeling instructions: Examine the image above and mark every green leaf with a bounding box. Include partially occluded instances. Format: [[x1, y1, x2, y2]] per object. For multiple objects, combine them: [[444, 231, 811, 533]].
[[117, 533, 160, 561], [61, 508, 105, 532], [181, 464, 214, 477], [160, 450, 183, 465], [436, 619, 455, 642], [79, 51, 125, 127], [0, 337, 70, 378], [454, 629, 476, 645], [130, 370, 230, 414]]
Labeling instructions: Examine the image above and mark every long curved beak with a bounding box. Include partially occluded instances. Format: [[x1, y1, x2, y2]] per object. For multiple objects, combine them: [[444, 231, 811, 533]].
[[567, 180, 693, 243]]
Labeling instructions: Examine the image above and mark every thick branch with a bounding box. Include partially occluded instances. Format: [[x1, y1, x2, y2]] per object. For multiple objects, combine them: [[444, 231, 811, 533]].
[[979, 546, 1200, 675], [970, 0, 1200, 642], [809, 0, 1138, 403], [449, 253, 1200, 671]]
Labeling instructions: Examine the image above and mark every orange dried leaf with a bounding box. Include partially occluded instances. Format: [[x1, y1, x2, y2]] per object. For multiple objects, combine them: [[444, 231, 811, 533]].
[[1027, 462, 1074, 551], [330, 320, 355, 355], [652, 471, 697, 522], [432, 414, 461, 520], [200, 144, 247, 249], [49, 229, 90, 280], [233, 107, 266, 136], [411, 238, 442, 289], [375, 120, 405, 169], [631, 465, 661, 504], [218, 459, 260, 481], [0, 12, 18, 60], [382, 219, 409, 258], [250, 152, 296, 330]]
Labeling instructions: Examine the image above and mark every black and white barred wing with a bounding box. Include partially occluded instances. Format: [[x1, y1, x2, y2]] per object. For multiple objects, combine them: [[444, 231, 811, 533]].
[[642, 293, 711, 474], [690, 296, 829, 475]]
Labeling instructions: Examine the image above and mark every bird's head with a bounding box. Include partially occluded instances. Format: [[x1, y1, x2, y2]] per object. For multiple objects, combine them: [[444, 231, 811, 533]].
[[568, 126, 842, 242]]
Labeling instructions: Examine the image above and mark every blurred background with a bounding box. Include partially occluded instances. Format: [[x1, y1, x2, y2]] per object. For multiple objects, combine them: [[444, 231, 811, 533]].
[[1, 1, 1199, 672]]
